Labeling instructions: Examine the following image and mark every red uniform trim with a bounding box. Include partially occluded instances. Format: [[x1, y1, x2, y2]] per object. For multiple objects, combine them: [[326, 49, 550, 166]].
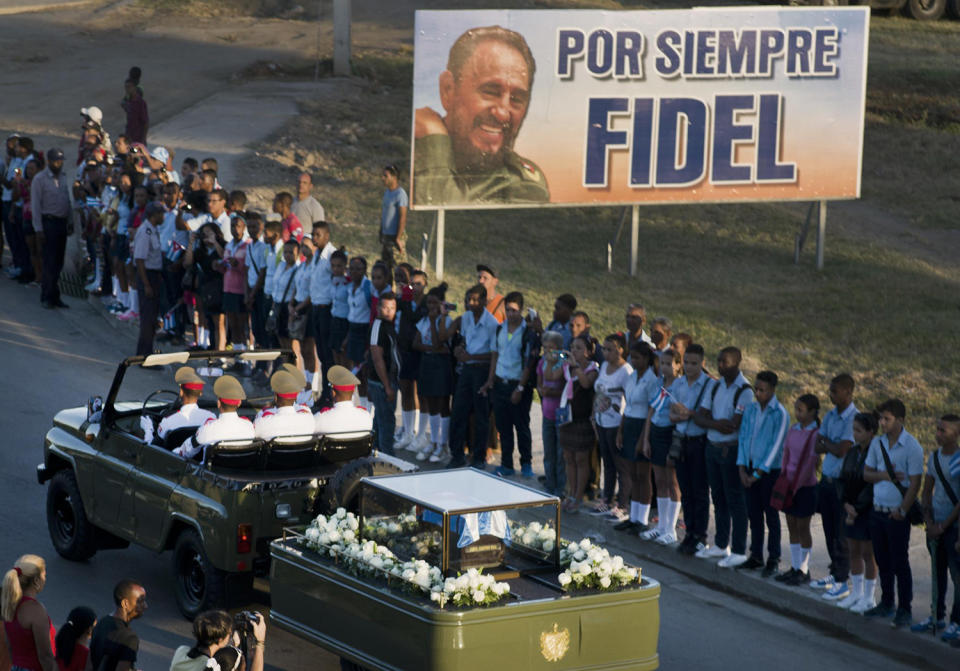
[[276, 392, 298, 399], [181, 382, 204, 391]]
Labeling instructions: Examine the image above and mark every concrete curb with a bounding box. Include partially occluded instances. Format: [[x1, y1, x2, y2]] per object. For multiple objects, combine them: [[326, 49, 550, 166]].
[[86, 292, 138, 341], [592, 529, 958, 671]]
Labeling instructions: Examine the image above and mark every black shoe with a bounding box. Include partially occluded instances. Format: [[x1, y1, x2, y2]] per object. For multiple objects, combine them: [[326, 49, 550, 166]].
[[736, 555, 765, 571], [446, 459, 467, 469], [864, 603, 896, 618], [41, 301, 56, 309], [784, 570, 810, 586], [52, 300, 70, 308], [774, 568, 797, 583], [891, 609, 912, 629], [762, 559, 780, 578], [614, 519, 638, 532]]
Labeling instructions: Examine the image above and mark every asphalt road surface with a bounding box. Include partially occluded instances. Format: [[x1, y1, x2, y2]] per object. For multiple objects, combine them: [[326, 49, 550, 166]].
[[0, 276, 922, 671]]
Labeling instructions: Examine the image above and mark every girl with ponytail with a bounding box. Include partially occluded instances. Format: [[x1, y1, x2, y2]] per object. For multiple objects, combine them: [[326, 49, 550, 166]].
[[55, 607, 96, 671], [2, 554, 56, 671]]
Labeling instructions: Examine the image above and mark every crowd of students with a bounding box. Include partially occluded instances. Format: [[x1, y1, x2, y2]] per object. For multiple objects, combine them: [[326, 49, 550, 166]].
[[4, 88, 960, 650]]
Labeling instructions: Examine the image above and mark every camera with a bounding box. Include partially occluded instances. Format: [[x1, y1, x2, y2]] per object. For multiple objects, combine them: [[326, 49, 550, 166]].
[[443, 302, 457, 312], [232, 610, 260, 663], [527, 307, 537, 320]]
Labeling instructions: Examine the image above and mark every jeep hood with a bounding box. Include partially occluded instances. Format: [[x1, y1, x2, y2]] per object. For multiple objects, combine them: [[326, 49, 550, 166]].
[[53, 407, 88, 435]]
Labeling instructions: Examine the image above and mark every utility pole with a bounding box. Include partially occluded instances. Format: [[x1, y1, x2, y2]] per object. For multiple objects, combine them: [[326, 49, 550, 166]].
[[333, 0, 351, 76]]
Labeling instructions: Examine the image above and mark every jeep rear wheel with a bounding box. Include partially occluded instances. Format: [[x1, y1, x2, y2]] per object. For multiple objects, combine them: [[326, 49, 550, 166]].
[[318, 456, 407, 514], [46, 470, 97, 561], [905, 0, 946, 20], [172, 529, 227, 619]]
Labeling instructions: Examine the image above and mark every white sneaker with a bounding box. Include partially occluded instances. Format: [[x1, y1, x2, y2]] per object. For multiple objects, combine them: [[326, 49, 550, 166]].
[[837, 591, 861, 609], [416, 443, 434, 462], [694, 544, 714, 559], [822, 581, 850, 601], [718, 553, 748, 568], [655, 532, 678, 546], [428, 444, 449, 463], [850, 593, 876, 614], [639, 528, 662, 541], [702, 545, 730, 559], [411, 433, 431, 454], [809, 575, 835, 590], [394, 432, 414, 451]]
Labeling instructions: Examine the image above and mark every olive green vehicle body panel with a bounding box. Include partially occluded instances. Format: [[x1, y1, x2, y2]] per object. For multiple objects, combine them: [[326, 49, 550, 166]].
[[269, 539, 660, 671], [43, 405, 323, 572]]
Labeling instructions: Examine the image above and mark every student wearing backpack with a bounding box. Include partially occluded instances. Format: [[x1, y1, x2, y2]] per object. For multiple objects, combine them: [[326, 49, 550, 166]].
[[863, 398, 924, 628], [736, 371, 789, 577], [775, 394, 821, 586], [915, 414, 960, 639], [696, 347, 754, 567], [837, 412, 879, 613]]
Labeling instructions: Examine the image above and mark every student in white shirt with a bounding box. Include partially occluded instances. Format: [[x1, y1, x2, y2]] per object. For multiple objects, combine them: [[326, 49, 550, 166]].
[[591, 333, 633, 521], [615, 341, 659, 535], [439, 284, 499, 468]]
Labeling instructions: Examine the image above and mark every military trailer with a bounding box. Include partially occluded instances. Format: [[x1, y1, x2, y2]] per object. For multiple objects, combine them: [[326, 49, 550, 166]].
[[270, 469, 661, 670], [37, 350, 414, 618]]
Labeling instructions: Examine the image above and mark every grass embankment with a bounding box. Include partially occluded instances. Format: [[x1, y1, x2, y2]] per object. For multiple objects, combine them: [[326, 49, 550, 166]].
[[245, 13, 959, 446]]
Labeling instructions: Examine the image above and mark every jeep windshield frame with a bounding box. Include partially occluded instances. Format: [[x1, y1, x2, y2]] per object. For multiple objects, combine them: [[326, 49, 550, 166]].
[[102, 349, 295, 426]]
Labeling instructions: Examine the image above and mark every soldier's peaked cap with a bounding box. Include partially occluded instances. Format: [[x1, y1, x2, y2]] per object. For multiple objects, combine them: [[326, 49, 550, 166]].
[[213, 375, 246, 404], [270, 370, 301, 398], [281, 363, 307, 389], [328, 365, 360, 391], [174, 366, 205, 390]]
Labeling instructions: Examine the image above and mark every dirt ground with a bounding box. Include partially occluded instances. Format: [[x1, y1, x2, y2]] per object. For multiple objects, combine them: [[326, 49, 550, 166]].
[[1, 0, 956, 269]]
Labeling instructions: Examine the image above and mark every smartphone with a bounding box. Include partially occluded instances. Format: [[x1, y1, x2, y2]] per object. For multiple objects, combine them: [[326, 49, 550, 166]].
[[527, 307, 538, 320], [443, 302, 457, 312]]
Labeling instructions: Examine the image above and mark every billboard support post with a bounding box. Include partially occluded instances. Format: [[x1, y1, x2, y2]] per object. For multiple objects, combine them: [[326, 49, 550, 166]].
[[630, 205, 639, 277], [436, 209, 445, 280], [816, 201, 827, 271], [333, 0, 351, 76]]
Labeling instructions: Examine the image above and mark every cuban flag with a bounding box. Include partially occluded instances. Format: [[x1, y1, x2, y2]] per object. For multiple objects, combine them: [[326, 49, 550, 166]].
[[166, 239, 185, 263], [649, 386, 671, 414], [949, 451, 960, 478]]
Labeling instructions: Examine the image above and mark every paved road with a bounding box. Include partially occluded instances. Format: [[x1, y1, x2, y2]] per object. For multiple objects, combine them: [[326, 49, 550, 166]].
[[0, 274, 929, 671]]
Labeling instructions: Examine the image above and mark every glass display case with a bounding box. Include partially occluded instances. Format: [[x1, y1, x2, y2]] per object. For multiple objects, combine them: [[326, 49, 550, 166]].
[[359, 468, 561, 577]]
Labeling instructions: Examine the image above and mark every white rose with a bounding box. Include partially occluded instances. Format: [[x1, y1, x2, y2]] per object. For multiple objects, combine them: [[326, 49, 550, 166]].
[[574, 550, 585, 561], [472, 589, 486, 603], [612, 556, 624, 570], [529, 522, 542, 533], [578, 562, 592, 575], [543, 540, 555, 553], [522, 532, 536, 546], [343, 529, 356, 542], [558, 572, 572, 586], [336, 507, 346, 517], [599, 560, 612, 573], [600, 576, 612, 588], [579, 539, 592, 550]]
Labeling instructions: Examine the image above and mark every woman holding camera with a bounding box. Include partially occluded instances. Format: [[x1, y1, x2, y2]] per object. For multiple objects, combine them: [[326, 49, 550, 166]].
[[170, 610, 265, 671], [183, 222, 225, 350]]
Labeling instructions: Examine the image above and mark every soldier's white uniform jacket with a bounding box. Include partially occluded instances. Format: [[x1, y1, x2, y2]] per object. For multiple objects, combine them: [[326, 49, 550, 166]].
[[147, 404, 215, 443], [314, 401, 372, 439], [175, 412, 255, 459], [254, 405, 316, 440]]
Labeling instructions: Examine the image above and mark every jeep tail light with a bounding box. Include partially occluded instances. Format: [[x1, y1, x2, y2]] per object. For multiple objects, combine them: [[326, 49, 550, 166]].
[[237, 524, 252, 554]]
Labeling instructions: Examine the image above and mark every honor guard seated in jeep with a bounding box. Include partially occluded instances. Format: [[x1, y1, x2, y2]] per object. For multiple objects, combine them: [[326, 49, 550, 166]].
[[315, 366, 372, 439], [140, 366, 215, 445], [175, 375, 255, 459], [254, 371, 315, 440], [253, 363, 313, 422]]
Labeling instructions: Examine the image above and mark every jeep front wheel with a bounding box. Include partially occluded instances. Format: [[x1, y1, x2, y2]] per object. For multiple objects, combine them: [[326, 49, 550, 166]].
[[172, 529, 227, 619], [46, 470, 98, 561]]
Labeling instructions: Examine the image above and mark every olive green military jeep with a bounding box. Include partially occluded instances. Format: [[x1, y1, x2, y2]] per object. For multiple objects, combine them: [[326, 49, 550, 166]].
[[37, 350, 414, 618]]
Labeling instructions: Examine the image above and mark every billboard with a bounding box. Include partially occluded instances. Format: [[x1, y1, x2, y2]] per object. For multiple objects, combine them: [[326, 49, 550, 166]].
[[410, 7, 869, 210]]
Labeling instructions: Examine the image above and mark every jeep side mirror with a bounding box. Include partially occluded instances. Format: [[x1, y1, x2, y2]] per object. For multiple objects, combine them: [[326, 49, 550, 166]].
[[87, 396, 103, 424]]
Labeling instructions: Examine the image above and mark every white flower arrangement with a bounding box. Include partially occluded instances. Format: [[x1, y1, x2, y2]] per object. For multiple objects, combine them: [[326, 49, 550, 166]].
[[557, 539, 640, 592], [509, 521, 558, 555], [430, 568, 510, 608], [303, 508, 509, 608]]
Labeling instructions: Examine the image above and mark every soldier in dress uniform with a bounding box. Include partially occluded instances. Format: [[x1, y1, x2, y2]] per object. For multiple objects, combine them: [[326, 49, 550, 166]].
[[141, 366, 215, 445], [314, 366, 372, 439], [254, 370, 316, 440], [254, 363, 313, 422], [175, 375, 254, 458]]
